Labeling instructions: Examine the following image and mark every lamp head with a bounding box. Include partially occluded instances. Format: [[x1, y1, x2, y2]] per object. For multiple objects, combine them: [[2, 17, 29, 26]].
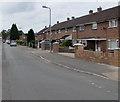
[[42, 6, 48, 8]]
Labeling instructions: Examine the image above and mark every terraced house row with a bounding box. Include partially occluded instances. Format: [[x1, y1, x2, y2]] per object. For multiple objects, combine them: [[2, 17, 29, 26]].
[[37, 6, 120, 53]]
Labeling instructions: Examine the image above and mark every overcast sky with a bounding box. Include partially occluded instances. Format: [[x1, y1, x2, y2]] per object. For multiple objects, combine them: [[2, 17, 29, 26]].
[[0, 0, 119, 33]]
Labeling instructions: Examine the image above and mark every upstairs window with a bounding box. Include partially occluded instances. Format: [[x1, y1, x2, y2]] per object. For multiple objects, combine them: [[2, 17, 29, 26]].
[[92, 23, 97, 30], [65, 28, 68, 33], [79, 25, 85, 31], [73, 27, 77, 32], [54, 31, 57, 34], [58, 29, 61, 33], [109, 20, 117, 28]]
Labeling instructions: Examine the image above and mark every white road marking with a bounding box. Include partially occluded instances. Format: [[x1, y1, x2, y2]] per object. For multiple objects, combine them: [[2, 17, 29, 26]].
[[38, 55, 110, 80]]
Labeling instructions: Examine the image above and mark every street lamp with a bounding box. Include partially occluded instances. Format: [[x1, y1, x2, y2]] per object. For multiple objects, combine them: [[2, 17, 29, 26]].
[[42, 5, 52, 52]]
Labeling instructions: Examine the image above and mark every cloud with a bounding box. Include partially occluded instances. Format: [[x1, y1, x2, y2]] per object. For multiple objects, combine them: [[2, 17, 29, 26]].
[[2, 2, 35, 15], [1, 1, 119, 33]]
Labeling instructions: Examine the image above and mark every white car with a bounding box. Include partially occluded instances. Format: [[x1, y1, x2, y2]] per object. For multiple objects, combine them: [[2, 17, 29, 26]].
[[6, 40, 10, 44], [10, 40, 17, 46]]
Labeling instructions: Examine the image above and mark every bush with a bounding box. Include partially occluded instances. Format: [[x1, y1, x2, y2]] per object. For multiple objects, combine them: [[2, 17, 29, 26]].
[[60, 40, 72, 47], [16, 40, 27, 45]]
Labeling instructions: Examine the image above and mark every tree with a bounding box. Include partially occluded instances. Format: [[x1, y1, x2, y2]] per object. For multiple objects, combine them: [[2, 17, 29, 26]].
[[1, 30, 7, 40], [27, 29, 35, 43], [10, 24, 19, 40], [1, 29, 10, 40]]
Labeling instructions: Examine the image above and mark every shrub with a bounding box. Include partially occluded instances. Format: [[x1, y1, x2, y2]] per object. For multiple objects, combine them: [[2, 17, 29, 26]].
[[16, 40, 27, 45], [60, 40, 72, 47]]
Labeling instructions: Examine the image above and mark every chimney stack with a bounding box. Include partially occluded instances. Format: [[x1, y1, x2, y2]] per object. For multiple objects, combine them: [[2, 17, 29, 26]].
[[71, 16, 75, 20], [97, 7, 102, 12], [67, 17, 70, 21], [89, 10, 93, 14], [57, 21, 59, 24]]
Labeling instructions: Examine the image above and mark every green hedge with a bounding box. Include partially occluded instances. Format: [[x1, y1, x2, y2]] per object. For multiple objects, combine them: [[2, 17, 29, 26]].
[[16, 40, 27, 45], [60, 40, 72, 47]]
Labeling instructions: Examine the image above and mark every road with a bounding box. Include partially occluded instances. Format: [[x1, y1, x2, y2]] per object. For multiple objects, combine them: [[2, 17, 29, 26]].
[[0, 40, 2, 101], [2, 44, 118, 100]]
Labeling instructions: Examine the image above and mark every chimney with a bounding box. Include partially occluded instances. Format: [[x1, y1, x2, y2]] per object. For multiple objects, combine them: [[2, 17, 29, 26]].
[[71, 16, 75, 20], [89, 10, 93, 14], [67, 17, 70, 21], [97, 7, 102, 12], [57, 21, 59, 24]]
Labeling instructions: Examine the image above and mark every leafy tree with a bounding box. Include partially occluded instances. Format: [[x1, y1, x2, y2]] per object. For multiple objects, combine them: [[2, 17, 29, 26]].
[[1, 29, 10, 40], [1, 30, 7, 40], [27, 29, 35, 43], [10, 24, 19, 40]]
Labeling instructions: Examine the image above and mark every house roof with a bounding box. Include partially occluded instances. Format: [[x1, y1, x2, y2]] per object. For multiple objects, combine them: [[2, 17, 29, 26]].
[[37, 27, 48, 35], [48, 6, 119, 31]]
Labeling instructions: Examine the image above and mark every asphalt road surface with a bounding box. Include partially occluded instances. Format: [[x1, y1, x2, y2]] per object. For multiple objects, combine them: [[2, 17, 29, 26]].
[[2, 44, 118, 100]]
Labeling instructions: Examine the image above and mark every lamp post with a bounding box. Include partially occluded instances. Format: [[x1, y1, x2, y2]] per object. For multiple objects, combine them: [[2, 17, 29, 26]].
[[42, 5, 52, 52]]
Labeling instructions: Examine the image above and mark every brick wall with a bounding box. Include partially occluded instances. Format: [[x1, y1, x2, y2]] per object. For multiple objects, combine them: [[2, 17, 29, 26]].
[[52, 42, 59, 53], [75, 44, 120, 67], [41, 43, 45, 50]]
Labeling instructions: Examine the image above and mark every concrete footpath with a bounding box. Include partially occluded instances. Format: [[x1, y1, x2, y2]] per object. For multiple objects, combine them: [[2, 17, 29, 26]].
[[19, 46, 119, 81]]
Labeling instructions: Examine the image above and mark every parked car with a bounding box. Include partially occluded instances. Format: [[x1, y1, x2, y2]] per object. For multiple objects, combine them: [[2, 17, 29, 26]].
[[2, 40, 5, 43], [10, 40, 17, 46], [6, 40, 10, 44]]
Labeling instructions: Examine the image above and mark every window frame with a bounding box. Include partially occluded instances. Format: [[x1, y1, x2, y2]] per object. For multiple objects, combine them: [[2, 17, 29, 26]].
[[108, 39, 119, 50], [65, 28, 68, 33], [108, 19, 118, 28], [79, 25, 85, 31], [72, 27, 77, 32], [58, 29, 61, 33], [92, 23, 97, 30]]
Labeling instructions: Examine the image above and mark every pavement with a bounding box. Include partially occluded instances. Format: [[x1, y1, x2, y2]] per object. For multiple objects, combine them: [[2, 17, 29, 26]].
[[18, 46, 119, 81]]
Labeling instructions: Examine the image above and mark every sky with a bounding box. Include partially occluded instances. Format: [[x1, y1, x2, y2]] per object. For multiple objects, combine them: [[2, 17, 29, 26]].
[[0, 0, 119, 33]]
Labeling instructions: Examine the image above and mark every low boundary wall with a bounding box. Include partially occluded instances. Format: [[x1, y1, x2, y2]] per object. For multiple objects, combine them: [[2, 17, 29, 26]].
[[75, 44, 120, 67]]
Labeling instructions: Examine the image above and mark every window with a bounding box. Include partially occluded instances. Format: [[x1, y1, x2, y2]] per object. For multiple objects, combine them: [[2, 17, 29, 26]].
[[54, 31, 57, 34], [79, 25, 84, 31], [108, 40, 119, 49], [65, 28, 68, 33], [73, 27, 77, 32], [92, 23, 97, 30], [109, 20, 117, 28], [58, 29, 61, 33]]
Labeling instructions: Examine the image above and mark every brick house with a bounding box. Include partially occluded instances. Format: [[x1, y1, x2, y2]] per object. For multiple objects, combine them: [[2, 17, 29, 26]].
[[19, 34, 27, 40], [39, 6, 120, 52], [36, 26, 48, 41]]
